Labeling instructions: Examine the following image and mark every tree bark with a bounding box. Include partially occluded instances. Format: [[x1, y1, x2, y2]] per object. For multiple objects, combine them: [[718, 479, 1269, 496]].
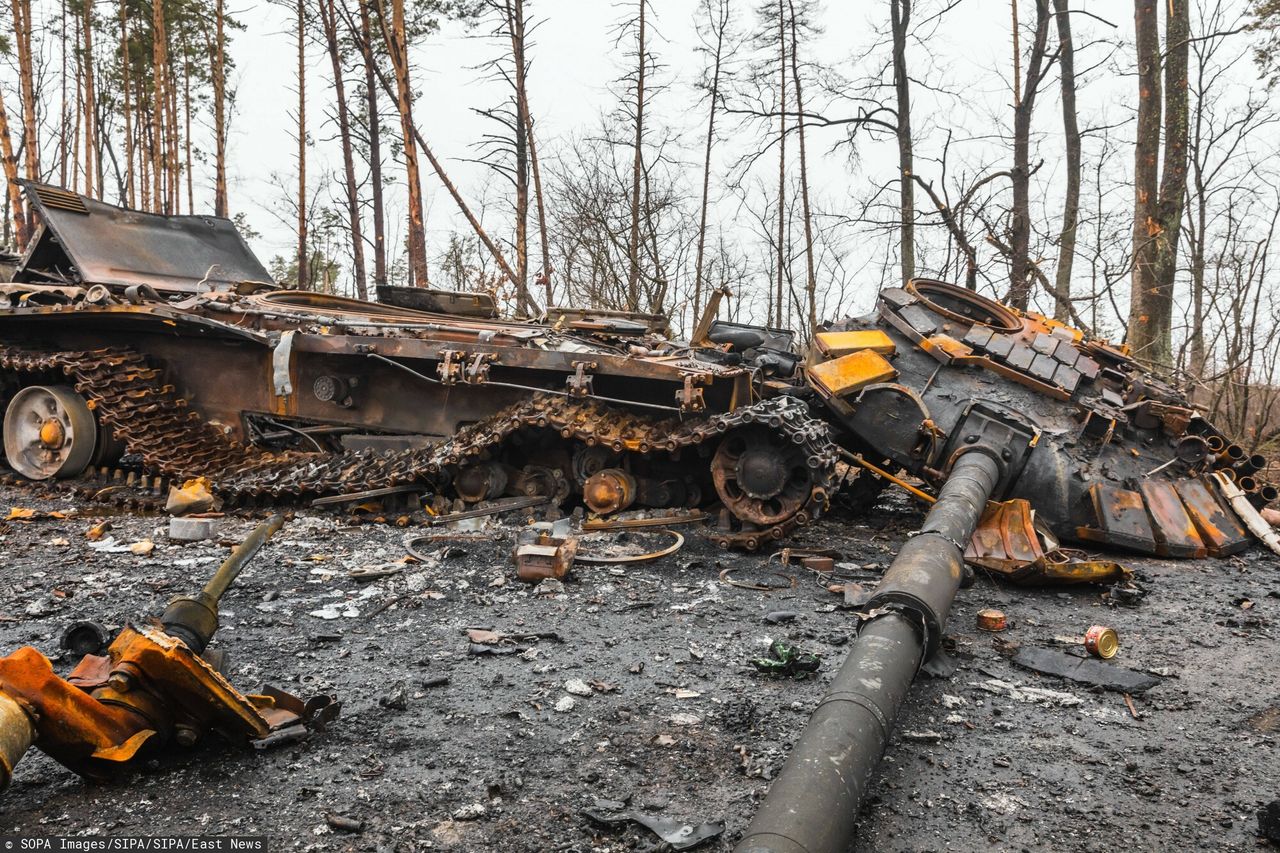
[[12, 0, 38, 231], [1151, 0, 1190, 366], [694, 0, 727, 329], [774, 0, 787, 328], [788, 1, 817, 331], [507, 0, 532, 315], [81, 0, 97, 198], [626, 0, 647, 311], [121, 0, 136, 208], [528, 117, 552, 307], [0, 86, 27, 246], [322, 0, 369, 299], [1008, 0, 1050, 310], [1052, 0, 1080, 322], [212, 0, 228, 216], [151, 0, 168, 212], [358, 0, 388, 288], [1129, 0, 1187, 369], [297, 0, 309, 288], [891, 0, 914, 285], [378, 0, 429, 287]]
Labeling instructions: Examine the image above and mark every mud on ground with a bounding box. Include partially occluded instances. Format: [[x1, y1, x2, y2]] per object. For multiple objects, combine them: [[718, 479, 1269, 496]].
[[0, 484, 1276, 852]]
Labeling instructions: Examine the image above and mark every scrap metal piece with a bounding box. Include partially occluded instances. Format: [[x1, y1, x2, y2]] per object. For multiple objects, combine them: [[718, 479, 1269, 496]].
[[513, 522, 578, 582], [965, 499, 1130, 585], [1211, 472, 1280, 557], [576, 530, 685, 565], [1012, 647, 1159, 693], [424, 496, 550, 526]]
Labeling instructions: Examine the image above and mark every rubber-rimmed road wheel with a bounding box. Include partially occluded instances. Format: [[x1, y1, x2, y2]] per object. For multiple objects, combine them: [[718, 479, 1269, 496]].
[[3, 385, 98, 480]]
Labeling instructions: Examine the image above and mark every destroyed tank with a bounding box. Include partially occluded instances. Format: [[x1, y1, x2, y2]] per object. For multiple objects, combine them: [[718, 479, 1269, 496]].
[[0, 182, 837, 549], [806, 277, 1280, 563]]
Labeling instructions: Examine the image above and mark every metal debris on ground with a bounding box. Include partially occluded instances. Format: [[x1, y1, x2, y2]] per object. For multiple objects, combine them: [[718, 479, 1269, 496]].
[[751, 639, 821, 679], [719, 566, 797, 591], [1012, 647, 1161, 693], [575, 529, 684, 565], [582, 808, 725, 851], [512, 519, 578, 581], [165, 477, 215, 516]]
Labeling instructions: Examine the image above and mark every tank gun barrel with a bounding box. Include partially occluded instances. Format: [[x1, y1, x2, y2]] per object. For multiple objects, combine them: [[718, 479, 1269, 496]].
[[734, 450, 1001, 853]]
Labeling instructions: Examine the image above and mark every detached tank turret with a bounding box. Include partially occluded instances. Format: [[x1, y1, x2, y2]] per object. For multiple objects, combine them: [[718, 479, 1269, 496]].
[[807, 277, 1274, 558], [736, 278, 1280, 853], [0, 181, 837, 548]]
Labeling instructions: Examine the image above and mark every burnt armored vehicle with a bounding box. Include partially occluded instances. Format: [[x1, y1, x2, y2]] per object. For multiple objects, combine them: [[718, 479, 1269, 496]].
[[0, 182, 837, 548], [805, 277, 1278, 561]]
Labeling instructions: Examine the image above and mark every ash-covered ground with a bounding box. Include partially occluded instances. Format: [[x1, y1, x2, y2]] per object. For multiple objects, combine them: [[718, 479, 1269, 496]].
[[0, 483, 1276, 852]]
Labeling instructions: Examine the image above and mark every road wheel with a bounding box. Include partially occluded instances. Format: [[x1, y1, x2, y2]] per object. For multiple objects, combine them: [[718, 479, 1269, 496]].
[[3, 385, 98, 480]]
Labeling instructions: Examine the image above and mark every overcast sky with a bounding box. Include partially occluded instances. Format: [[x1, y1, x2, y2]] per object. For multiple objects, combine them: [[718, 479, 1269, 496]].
[[226, 0, 1042, 274]]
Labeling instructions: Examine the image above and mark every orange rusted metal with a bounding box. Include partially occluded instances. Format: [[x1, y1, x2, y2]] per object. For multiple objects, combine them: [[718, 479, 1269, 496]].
[[966, 499, 1129, 585]]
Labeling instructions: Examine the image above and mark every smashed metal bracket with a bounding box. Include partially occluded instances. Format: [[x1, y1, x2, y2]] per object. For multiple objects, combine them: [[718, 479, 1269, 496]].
[[566, 361, 596, 397], [465, 352, 497, 384], [437, 350, 464, 385], [676, 374, 709, 412]]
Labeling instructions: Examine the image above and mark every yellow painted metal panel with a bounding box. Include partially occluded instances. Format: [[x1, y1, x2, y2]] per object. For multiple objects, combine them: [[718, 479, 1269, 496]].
[[808, 350, 897, 398], [814, 330, 896, 358]]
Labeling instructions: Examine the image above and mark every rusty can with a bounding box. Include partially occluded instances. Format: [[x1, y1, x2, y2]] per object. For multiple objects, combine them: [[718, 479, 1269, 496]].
[[976, 608, 1007, 632], [1083, 625, 1119, 659]]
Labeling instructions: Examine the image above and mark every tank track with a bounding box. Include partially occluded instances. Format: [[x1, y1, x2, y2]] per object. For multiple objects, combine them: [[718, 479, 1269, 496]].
[[0, 345, 838, 548]]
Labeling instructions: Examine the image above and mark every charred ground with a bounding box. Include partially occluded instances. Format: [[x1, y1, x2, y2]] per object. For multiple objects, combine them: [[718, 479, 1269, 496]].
[[0, 485, 1275, 852]]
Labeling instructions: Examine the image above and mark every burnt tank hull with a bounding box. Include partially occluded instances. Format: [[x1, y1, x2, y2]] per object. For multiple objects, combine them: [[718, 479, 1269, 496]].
[[0, 182, 836, 549]]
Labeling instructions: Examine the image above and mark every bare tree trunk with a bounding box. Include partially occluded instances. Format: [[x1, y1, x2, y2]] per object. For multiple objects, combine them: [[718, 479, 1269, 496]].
[[207, 0, 227, 214], [167, 46, 180, 212], [788, 0, 816, 331], [891, 0, 914, 285], [121, 0, 136, 208], [774, 0, 786, 328], [297, 0, 309, 288], [356, 0, 387, 288], [151, 0, 168, 211], [59, 0, 69, 188], [1151, 0, 1190, 366], [322, 0, 369, 299], [0, 86, 27, 246], [694, 0, 727, 328], [1052, 0, 1079, 322], [183, 56, 193, 213], [12, 0, 38, 232], [507, 0, 531, 314], [81, 0, 97, 198], [626, 0, 647, 311], [1008, 0, 1049, 310], [378, 0, 429, 287], [1129, 0, 1188, 369], [72, 14, 83, 192], [528, 117, 552, 306]]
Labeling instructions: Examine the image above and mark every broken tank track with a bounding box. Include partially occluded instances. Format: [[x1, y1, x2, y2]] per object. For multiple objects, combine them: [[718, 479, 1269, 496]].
[[0, 346, 838, 549]]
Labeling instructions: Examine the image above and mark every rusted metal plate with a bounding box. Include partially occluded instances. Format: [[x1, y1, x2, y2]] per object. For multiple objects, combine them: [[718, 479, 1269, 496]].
[[1139, 480, 1206, 558], [16, 181, 273, 293], [1173, 476, 1252, 556], [1077, 483, 1157, 553]]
